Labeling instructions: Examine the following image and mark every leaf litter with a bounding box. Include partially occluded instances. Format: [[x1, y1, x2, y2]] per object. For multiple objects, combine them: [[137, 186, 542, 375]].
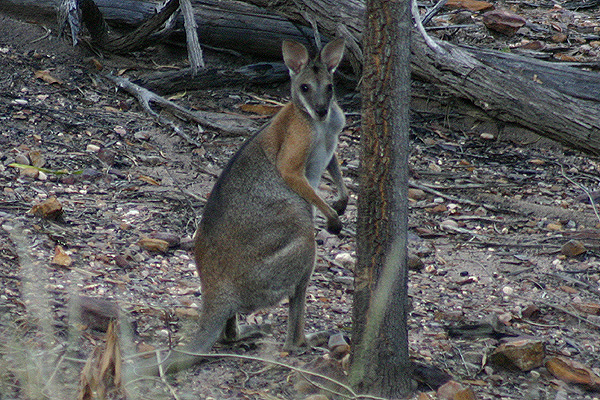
[[1, 4, 600, 400]]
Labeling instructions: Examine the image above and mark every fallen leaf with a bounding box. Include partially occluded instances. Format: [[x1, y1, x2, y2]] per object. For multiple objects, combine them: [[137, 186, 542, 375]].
[[34, 69, 63, 85], [138, 175, 161, 185], [572, 302, 600, 315], [77, 321, 123, 400], [561, 240, 586, 257]]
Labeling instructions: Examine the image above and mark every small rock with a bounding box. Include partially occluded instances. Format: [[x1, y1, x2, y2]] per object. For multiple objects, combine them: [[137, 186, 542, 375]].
[[550, 33, 568, 43], [489, 338, 545, 371], [86, 144, 101, 152], [482, 10, 527, 36], [502, 286, 514, 295], [304, 395, 329, 400], [522, 305, 540, 320], [14, 152, 29, 165], [440, 219, 458, 230], [546, 222, 563, 231], [20, 167, 39, 179], [52, 245, 73, 267], [437, 380, 470, 400], [328, 332, 348, 349], [334, 252, 355, 269], [79, 168, 104, 181], [29, 196, 63, 220], [408, 254, 425, 271], [408, 188, 427, 201]]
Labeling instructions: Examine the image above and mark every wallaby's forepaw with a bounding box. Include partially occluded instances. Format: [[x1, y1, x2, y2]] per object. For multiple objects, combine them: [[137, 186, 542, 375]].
[[332, 197, 348, 216], [327, 217, 343, 235]]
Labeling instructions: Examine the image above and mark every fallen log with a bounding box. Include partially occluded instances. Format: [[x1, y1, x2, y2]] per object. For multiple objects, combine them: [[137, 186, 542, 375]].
[[2, 0, 600, 155], [242, 0, 600, 156]]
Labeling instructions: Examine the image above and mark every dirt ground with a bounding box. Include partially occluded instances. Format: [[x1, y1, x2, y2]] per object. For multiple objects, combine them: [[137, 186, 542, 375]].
[[1, 3, 600, 400]]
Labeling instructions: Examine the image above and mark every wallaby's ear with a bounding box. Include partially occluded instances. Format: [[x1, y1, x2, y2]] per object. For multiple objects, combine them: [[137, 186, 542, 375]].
[[320, 38, 345, 73], [282, 40, 309, 75]]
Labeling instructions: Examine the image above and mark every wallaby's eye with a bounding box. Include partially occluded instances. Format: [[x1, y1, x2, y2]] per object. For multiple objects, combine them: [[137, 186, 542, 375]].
[[300, 84, 310, 93], [326, 84, 333, 92]]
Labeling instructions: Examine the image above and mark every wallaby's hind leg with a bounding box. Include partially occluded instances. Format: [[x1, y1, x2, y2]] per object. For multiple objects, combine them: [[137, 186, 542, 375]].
[[158, 301, 235, 374], [283, 273, 311, 350]]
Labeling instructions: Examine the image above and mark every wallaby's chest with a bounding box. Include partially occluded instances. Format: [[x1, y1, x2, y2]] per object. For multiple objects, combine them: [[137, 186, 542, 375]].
[[305, 105, 345, 188]]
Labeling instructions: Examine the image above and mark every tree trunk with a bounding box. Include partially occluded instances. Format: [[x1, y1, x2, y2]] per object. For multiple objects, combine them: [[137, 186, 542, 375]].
[[350, 0, 412, 397]]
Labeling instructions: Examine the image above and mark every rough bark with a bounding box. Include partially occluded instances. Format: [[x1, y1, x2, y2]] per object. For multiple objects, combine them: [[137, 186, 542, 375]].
[[350, 0, 412, 397]]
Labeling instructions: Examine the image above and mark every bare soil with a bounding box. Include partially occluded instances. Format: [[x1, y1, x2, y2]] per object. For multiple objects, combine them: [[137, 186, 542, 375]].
[[1, 5, 600, 400]]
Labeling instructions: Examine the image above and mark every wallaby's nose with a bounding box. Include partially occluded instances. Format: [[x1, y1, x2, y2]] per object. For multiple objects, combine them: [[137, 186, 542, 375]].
[[316, 108, 328, 120]]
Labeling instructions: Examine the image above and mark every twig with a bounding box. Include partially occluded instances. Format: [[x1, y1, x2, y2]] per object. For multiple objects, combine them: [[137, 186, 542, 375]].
[[180, 0, 204, 73], [411, 0, 446, 55], [104, 74, 250, 141], [512, 293, 600, 330], [558, 164, 600, 225], [301, 10, 322, 50], [128, 350, 387, 400], [155, 350, 181, 400], [422, 0, 447, 25], [543, 272, 599, 294], [410, 180, 502, 212]]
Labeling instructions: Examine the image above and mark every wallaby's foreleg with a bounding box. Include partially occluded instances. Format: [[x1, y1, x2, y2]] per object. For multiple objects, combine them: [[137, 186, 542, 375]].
[[276, 137, 342, 234], [327, 153, 348, 216]]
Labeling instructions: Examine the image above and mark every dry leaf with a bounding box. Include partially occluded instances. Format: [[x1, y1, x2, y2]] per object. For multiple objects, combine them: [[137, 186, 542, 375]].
[[77, 321, 123, 400], [34, 69, 63, 85], [572, 302, 600, 315]]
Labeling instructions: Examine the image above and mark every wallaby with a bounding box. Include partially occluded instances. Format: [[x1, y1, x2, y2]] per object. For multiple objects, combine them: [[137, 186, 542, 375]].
[[134, 38, 347, 376]]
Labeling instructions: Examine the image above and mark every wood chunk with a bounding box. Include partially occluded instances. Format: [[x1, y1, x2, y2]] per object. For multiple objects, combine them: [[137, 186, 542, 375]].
[[546, 356, 600, 391], [138, 237, 170, 253], [445, 0, 493, 11]]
